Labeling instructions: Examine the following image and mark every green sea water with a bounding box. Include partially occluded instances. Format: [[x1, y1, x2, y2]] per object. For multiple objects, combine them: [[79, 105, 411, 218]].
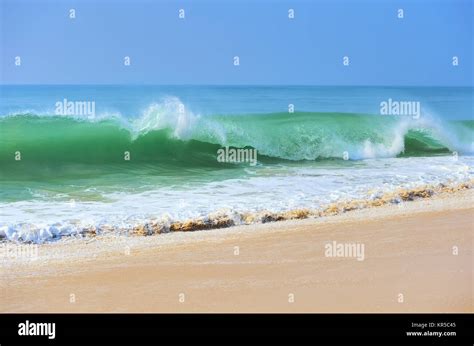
[[0, 86, 472, 243]]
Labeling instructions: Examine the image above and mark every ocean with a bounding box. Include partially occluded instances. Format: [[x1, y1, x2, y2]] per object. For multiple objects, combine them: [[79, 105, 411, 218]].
[[0, 85, 473, 243]]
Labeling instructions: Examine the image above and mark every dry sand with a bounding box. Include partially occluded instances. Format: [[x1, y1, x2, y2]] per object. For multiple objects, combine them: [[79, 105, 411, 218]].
[[0, 189, 472, 313]]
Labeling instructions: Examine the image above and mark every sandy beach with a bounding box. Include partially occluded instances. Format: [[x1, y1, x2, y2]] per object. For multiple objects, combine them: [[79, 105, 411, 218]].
[[0, 188, 472, 313]]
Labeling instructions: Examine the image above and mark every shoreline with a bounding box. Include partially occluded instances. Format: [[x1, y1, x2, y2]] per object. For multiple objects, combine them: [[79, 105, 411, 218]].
[[57, 179, 474, 237], [1, 187, 472, 312], [2, 179, 473, 243]]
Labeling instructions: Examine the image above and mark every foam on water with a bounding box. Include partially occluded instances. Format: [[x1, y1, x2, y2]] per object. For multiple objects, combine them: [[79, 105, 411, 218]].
[[1, 155, 472, 243]]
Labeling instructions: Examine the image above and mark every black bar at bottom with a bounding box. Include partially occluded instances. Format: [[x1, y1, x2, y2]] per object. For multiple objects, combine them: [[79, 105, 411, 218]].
[[0, 313, 472, 345]]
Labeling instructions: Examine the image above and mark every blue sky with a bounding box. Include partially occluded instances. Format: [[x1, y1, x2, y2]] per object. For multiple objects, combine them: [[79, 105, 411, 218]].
[[1, 0, 472, 85]]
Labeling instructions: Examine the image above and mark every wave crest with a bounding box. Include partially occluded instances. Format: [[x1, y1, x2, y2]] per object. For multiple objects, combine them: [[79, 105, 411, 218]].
[[0, 99, 472, 168]]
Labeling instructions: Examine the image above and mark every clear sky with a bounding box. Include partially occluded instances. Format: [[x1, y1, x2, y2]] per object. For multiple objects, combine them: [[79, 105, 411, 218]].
[[0, 0, 472, 85]]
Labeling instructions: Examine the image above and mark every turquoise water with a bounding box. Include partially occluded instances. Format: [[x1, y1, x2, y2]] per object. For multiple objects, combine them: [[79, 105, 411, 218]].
[[0, 86, 473, 242]]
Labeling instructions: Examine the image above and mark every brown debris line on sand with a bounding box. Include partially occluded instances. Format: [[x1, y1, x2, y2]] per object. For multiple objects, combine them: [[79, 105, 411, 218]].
[[131, 213, 236, 235], [132, 222, 168, 236], [242, 209, 311, 224], [129, 208, 313, 236], [321, 180, 473, 217]]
